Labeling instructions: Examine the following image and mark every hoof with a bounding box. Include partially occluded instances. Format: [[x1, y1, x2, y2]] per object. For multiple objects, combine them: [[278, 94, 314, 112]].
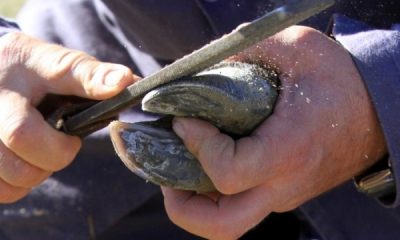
[[110, 62, 279, 192], [142, 61, 278, 135]]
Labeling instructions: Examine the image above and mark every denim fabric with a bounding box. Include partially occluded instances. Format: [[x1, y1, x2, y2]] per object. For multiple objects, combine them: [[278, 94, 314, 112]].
[[0, 18, 19, 37], [333, 16, 400, 207], [334, 15, 400, 207], [298, 15, 400, 240], [1, 0, 400, 239]]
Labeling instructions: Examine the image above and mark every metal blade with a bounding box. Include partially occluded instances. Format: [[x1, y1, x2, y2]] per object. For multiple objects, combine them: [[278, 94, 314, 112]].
[[64, 0, 334, 135]]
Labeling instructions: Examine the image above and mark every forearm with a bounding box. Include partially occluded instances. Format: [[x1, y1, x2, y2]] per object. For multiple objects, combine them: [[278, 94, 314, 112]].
[[333, 14, 400, 206]]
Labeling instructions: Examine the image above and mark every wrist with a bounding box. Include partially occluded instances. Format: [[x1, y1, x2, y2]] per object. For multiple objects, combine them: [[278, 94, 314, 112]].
[[333, 15, 400, 205]]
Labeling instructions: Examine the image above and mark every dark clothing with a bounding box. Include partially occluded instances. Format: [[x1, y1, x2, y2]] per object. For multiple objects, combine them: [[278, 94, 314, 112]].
[[97, 0, 332, 61], [0, 0, 400, 239]]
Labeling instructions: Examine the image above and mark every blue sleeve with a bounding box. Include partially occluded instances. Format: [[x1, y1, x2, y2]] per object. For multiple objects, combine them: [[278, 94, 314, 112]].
[[333, 15, 400, 207], [0, 18, 20, 36]]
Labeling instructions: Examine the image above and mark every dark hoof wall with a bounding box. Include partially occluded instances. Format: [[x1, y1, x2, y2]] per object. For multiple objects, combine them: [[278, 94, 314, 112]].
[[110, 62, 279, 192], [110, 119, 216, 192]]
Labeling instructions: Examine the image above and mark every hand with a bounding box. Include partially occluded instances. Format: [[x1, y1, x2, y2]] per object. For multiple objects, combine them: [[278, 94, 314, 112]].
[[0, 32, 137, 203], [162, 26, 387, 239]]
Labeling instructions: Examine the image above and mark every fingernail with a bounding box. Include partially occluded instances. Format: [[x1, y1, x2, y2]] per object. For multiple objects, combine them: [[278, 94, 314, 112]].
[[172, 118, 185, 139], [104, 69, 125, 87]]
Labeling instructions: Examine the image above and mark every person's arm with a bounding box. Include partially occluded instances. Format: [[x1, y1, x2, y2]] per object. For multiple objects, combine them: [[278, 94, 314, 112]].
[[333, 15, 400, 206], [161, 20, 395, 239], [0, 17, 138, 203]]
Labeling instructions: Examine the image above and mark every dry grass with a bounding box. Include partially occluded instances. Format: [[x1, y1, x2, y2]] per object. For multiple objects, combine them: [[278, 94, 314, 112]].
[[0, 0, 27, 18]]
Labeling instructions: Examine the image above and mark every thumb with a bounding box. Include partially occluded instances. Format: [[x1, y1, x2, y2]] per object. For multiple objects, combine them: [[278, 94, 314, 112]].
[[4, 32, 138, 100], [172, 117, 272, 195]]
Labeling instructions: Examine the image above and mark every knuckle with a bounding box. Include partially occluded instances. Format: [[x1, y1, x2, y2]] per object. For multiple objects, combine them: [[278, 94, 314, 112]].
[[2, 114, 31, 151], [1, 112, 80, 172], [0, 32, 28, 67], [212, 173, 240, 195], [297, 31, 323, 49], [55, 48, 92, 68], [45, 145, 78, 172], [44, 47, 97, 94], [213, 180, 238, 195], [51, 140, 81, 171], [73, 56, 98, 89], [0, 153, 42, 188], [201, 136, 243, 195], [51, 49, 95, 81], [215, 166, 243, 193], [282, 25, 321, 48], [286, 25, 318, 37], [11, 162, 49, 188]]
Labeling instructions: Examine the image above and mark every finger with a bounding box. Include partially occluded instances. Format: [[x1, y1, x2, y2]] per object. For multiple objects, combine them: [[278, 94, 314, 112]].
[[162, 186, 272, 240], [0, 32, 139, 103], [0, 178, 30, 204], [28, 38, 139, 99], [201, 191, 221, 202], [0, 141, 51, 188], [172, 117, 271, 194], [0, 92, 81, 172]]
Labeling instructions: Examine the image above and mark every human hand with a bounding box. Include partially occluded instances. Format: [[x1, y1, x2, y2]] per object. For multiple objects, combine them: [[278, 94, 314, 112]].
[[0, 32, 137, 203], [162, 26, 387, 239]]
